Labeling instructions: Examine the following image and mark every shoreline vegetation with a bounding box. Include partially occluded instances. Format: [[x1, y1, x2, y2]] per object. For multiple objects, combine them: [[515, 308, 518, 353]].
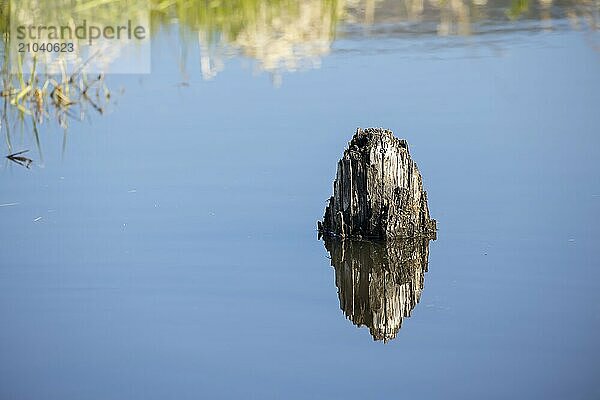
[[0, 0, 597, 161]]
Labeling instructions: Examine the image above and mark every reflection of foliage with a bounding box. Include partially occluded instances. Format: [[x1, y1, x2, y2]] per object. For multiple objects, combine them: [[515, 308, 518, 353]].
[[344, 0, 598, 35], [151, 0, 342, 79], [11, 0, 148, 29], [150, 0, 598, 76], [507, 0, 530, 19], [3, 0, 342, 79], [151, 0, 335, 44], [2, 0, 598, 78], [151, 0, 340, 42], [0, 1, 115, 157], [9, 0, 150, 75], [0, 1, 7, 36]]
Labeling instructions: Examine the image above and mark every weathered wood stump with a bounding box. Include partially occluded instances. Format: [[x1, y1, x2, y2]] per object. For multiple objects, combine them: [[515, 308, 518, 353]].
[[318, 127, 436, 239]]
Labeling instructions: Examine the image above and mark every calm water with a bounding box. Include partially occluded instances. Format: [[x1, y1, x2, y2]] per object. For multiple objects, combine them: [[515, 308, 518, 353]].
[[1, 1, 600, 399]]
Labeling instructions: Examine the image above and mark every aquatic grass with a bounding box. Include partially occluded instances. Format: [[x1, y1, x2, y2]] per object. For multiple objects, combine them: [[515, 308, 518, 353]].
[[0, 41, 113, 160]]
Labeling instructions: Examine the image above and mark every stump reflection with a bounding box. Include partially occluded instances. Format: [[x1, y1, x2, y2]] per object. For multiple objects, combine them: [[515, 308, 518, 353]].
[[323, 237, 432, 342]]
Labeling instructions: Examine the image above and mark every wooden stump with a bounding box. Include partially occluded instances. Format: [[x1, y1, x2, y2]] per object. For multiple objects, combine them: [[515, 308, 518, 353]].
[[318, 127, 436, 239]]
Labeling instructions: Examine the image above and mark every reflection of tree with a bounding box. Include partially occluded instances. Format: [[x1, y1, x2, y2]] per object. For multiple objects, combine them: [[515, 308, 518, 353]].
[[3, 0, 597, 83], [151, 0, 342, 82], [344, 0, 598, 35], [323, 237, 432, 342], [153, 0, 598, 80], [7, 0, 150, 75]]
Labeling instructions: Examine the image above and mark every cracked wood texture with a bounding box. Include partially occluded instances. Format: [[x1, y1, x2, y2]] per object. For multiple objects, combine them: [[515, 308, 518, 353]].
[[319, 127, 436, 239]]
